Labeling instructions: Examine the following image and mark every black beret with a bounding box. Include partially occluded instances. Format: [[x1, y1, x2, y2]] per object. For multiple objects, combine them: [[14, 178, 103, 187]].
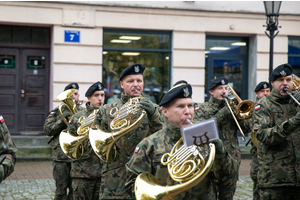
[[64, 83, 79, 91], [269, 63, 293, 81], [254, 81, 270, 92], [173, 80, 188, 86], [85, 81, 104, 97], [208, 77, 228, 90], [159, 83, 192, 107], [119, 63, 145, 81]]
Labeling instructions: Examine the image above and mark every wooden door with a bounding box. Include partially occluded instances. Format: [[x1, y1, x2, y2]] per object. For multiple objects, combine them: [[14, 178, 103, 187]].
[[0, 48, 20, 134], [0, 48, 50, 135]]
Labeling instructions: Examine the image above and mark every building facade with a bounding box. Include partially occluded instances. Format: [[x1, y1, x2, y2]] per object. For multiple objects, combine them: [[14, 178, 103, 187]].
[[0, 1, 300, 135]]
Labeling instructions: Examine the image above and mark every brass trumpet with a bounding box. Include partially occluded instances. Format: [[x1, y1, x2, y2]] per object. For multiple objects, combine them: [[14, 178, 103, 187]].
[[56, 89, 78, 126], [222, 85, 255, 142], [283, 87, 300, 107], [89, 97, 146, 162]]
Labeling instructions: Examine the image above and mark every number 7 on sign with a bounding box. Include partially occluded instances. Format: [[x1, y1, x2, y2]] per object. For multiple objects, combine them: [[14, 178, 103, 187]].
[[70, 34, 75, 40]]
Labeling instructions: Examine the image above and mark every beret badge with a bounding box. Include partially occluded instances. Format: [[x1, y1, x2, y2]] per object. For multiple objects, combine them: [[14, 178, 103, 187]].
[[183, 87, 189, 97], [263, 83, 267, 89], [280, 70, 287, 77], [134, 65, 140, 73], [72, 84, 76, 88], [98, 84, 102, 90], [221, 79, 225, 85]]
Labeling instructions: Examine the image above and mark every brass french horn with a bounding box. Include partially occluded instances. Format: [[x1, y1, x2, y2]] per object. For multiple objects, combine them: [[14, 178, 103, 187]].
[[134, 137, 215, 200], [56, 89, 78, 126], [59, 110, 97, 160], [89, 97, 146, 162]]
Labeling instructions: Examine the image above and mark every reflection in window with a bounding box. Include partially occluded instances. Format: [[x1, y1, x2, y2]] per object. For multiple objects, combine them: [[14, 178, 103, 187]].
[[103, 30, 171, 104], [288, 37, 300, 76], [205, 36, 248, 101]]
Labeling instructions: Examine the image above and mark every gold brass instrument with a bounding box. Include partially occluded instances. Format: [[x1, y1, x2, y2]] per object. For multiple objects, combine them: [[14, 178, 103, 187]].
[[293, 74, 300, 91], [134, 120, 216, 200], [222, 85, 255, 142], [59, 110, 97, 160], [89, 97, 146, 162], [56, 89, 78, 126]]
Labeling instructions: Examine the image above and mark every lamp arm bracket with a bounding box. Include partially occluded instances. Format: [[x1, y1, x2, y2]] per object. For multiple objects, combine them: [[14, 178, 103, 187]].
[[264, 31, 271, 39]]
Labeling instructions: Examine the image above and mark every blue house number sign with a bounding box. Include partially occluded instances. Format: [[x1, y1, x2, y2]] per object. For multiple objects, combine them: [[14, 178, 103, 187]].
[[64, 30, 80, 43]]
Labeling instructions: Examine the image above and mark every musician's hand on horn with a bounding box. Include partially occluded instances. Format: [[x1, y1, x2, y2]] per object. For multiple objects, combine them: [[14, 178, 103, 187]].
[[139, 97, 155, 117], [284, 111, 300, 134], [209, 139, 226, 159]]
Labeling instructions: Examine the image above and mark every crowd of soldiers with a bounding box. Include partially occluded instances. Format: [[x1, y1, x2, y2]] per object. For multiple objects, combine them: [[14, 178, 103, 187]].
[[1, 62, 300, 200]]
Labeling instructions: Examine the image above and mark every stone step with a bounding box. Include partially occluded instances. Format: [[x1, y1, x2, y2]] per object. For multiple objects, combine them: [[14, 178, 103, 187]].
[[12, 136, 52, 161]]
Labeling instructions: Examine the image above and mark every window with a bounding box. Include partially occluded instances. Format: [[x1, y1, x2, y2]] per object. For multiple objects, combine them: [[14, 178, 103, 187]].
[[205, 36, 249, 101], [103, 29, 172, 104], [288, 37, 300, 76], [0, 25, 50, 46]]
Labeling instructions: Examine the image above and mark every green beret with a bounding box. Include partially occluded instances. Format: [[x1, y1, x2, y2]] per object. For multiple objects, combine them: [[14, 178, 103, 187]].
[[85, 81, 104, 97], [269, 63, 293, 81], [254, 81, 270, 92], [64, 83, 79, 91], [159, 82, 192, 106], [119, 63, 145, 81], [208, 77, 228, 90]]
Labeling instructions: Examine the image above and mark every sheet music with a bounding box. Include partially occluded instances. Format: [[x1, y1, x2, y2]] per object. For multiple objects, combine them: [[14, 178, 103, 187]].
[[181, 118, 219, 147]]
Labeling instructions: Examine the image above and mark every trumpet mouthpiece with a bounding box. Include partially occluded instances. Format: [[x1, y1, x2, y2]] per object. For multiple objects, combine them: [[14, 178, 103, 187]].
[[186, 119, 193, 124], [283, 87, 288, 92]]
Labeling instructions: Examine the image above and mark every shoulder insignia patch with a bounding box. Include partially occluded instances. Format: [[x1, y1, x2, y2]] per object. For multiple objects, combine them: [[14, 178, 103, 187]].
[[134, 146, 140, 153], [255, 105, 261, 111], [68, 120, 72, 124], [195, 107, 199, 111], [50, 112, 54, 115], [0, 116, 4, 123]]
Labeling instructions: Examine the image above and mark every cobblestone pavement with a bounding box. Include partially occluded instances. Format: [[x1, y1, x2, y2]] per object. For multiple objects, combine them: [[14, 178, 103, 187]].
[[0, 175, 253, 200]]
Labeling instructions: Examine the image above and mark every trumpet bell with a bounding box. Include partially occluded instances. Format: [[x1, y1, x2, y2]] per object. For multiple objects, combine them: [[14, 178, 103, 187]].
[[236, 100, 255, 120], [59, 130, 87, 160], [89, 111, 146, 162], [56, 89, 75, 101]]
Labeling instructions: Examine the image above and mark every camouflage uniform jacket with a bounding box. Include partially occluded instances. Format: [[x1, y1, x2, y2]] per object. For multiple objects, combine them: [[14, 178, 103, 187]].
[[194, 96, 251, 166], [0, 116, 18, 183], [67, 102, 101, 179], [125, 118, 236, 200], [44, 104, 84, 161], [253, 89, 300, 188], [93, 93, 163, 199]]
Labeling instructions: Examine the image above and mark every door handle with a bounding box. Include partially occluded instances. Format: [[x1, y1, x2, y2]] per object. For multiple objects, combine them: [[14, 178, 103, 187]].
[[21, 89, 25, 98]]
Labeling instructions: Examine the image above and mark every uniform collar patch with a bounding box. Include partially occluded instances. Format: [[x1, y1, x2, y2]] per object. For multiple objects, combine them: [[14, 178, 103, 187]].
[[0, 116, 4, 123], [195, 107, 199, 111]]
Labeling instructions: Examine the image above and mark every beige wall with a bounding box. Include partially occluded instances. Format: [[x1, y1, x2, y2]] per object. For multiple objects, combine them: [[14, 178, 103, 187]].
[[0, 1, 299, 106]]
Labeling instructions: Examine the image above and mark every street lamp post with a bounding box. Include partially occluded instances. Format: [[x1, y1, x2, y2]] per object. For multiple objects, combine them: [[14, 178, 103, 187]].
[[263, 1, 282, 79]]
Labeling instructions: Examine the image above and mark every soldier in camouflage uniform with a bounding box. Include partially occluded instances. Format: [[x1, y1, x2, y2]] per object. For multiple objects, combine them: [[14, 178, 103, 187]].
[[249, 81, 270, 200], [125, 81, 236, 200], [0, 115, 18, 183], [193, 77, 252, 200], [67, 81, 105, 200], [44, 83, 84, 200], [92, 63, 163, 199], [253, 63, 300, 200]]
